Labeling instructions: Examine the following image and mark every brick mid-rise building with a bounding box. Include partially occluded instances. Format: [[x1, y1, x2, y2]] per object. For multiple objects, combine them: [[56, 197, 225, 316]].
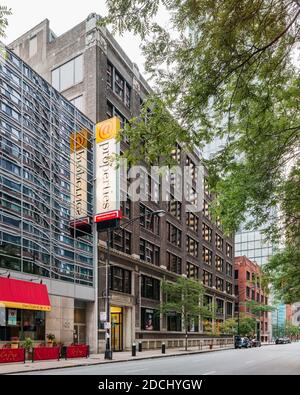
[[8, 14, 235, 351], [234, 256, 269, 342]]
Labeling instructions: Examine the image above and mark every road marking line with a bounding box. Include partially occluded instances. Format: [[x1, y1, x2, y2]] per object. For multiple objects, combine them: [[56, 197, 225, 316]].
[[202, 371, 216, 375], [125, 368, 148, 373], [245, 360, 254, 364]]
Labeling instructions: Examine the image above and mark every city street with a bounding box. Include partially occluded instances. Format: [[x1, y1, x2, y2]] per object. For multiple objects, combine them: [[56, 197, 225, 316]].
[[16, 343, 300, 375]]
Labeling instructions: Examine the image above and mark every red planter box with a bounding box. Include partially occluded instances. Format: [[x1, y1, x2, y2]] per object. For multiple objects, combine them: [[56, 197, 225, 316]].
[[0, 348, 25, 364], [32, 346, 60, 362], [66, 345, 89, 359]]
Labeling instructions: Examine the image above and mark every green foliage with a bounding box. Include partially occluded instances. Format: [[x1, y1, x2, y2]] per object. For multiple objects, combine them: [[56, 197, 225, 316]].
[[21, 337, 33, 351], [0, 5, 11, 38], [161, 277, 213, 349], [238, 316, 256, 337], [219, 316, 256, 336], [285, 321, 300, 337], [264, 246, 300, 303], [46, 333, 55, 341], [102, 0, 300, 244], [244, 300, 275, 315], [219, 318, 237, 335]]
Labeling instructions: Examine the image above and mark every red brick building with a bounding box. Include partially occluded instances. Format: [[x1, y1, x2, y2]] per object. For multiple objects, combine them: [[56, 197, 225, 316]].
[[234, 256, 269, 342]]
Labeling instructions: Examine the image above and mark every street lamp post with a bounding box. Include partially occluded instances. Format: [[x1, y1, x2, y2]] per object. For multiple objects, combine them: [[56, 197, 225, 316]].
[[103, 209, 166, 360]]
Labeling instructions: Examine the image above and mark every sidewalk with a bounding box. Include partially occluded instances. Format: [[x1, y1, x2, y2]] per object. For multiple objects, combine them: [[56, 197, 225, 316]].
[[0, 344, 234, 375]]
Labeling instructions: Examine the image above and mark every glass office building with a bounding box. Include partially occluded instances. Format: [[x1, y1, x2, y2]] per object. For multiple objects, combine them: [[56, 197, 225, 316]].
[[0, 46, 96, 348], [235, 230, 277, 266]]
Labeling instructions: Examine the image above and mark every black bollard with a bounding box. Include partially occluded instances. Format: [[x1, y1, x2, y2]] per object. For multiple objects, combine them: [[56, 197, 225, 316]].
[[162, 342, 166, 354], [138, 341, 142, 352], [132, 343, 136, 357]]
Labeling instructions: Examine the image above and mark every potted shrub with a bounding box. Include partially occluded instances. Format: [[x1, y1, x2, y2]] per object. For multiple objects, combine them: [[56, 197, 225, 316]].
[[46, 333, 55, 347], [10, 336, 20, 349], [21, 337, 33, 360]]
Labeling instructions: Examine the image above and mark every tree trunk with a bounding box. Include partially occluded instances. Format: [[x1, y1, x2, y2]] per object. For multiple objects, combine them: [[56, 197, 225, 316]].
[[185, 329, 188, 351]]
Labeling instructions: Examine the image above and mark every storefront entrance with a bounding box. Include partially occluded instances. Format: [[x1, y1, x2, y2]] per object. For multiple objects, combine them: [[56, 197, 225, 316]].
[[111, 306, 123, 351]]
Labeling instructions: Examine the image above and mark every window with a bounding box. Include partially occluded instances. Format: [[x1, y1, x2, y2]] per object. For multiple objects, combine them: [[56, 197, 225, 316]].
[[246, 286, 250, 298], [167, 195, 182, 221], [52, 55, 83, 91], [234, 270, 239, 279], [215, 234, 223, 251], [186, 236, 198, 257], [120, 196, 131, 219], [226, 243, 233, 258], [215, 255, 224, 272], [226, 282, 233, 295], [203, 270, 213, 287], [188, 316, 199, 332], [216, 298, 224, 314], [70, 95, 83, 112], [202, 246, 212, 266], [110, 266, 131, 294], [166, 252, 182, 274], [186, 213, 198, 233], [107, 62, 113, 88], [29, 36, 37, 58], [106, 101, 128, 129], [226, 302, 233, 316], [226, 262, 233, 277], [216, 277, 224, 291], [252, 290, 255, 300], [107, 61, 131, 108], [167, 222, 181, 247], [185, 156, 197, 183], [171, 144, 181, 163], [167, 313, 181, 331], [140, 204, 160, 235], [187, 262, 199, 280], [203, 294, 213, 308], [204, 177, 212, 198], [203, 200, 211, 219], [246, 271, 250, 281], [202, 223, 212, 242], [140, 239, 160, 266], [141, 276, 160, 300], [141, 308, 160, 331], [110, 229, 131, 254]]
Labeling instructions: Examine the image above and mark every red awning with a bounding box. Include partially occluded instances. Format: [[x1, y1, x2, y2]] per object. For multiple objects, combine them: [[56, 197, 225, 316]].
[[0, 277, 51, 311]]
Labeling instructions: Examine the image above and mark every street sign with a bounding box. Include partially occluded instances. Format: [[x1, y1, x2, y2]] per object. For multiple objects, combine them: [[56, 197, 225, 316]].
[[100, 312, 106, 321], [104, 322, 111, 329]]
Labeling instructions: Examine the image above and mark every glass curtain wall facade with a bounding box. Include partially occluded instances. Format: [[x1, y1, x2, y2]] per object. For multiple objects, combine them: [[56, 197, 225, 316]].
[[235, 230, 276, 265], [0, 47, 94, 286]]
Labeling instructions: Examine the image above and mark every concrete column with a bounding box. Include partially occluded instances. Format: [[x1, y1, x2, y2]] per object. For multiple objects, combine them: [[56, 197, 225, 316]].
[[46, 295, 74, 345], [86, 301, 98, 353]]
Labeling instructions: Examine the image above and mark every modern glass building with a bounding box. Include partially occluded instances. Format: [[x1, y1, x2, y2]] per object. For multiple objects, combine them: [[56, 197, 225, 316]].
[[235, 229, 277, 266], [0, 46, 97, 350]]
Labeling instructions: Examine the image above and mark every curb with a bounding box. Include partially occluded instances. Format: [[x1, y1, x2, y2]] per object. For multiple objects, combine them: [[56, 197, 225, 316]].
[[3, 346, 234, 375]]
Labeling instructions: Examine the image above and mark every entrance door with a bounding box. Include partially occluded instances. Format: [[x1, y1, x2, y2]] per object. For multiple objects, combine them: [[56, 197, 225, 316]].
[[73, 324, 86, 344], [111, 306, 123, 351]]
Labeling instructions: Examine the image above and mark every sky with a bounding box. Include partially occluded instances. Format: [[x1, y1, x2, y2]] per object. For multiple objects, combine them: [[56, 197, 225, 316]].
[[2, 0, 149, 75]]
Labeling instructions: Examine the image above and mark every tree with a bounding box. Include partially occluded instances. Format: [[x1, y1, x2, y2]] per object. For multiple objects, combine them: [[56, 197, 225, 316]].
[[160, 277, 213, 350], [219, 316, 256, 337], [219, 318, 237, 336], [263, 246, 300, 303], [238, 316, 256, 337], [101, 1, 300, 243], [0, 5, 11, 39], [285, 321, 300, 338]]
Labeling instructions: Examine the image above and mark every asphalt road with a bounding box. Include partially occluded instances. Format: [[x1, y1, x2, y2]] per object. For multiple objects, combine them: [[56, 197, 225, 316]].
[[16, 342, 300, 375]]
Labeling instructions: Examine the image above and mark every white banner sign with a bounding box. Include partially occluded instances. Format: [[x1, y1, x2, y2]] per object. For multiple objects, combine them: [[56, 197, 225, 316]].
[[95, 117, 120, 215], [70, 130, 88, 219]]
